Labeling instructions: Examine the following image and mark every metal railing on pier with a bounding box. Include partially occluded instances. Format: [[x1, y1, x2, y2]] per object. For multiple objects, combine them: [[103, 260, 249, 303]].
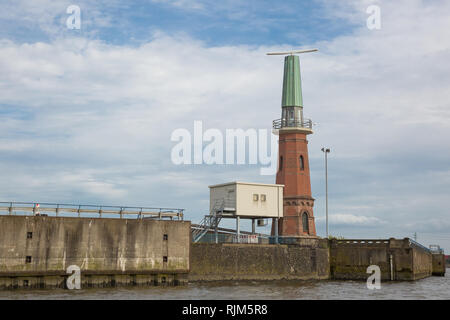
[[272, 118, 312, 130], [0, 201, 184, 220], [409, 239, 432, 253], [429, 244, 444, 254], [332, 239, 390, 245], [331, 238, 435, 254], [192, 232, 328, 245], [192, 223, 270, 244]]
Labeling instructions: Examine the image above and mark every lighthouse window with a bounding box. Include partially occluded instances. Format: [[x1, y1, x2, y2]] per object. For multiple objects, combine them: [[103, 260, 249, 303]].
[[302, 212, 309, 234], [299, 155, 305, 170], [288, 110, 294, 125], [279, 156, 283, 171], [281, 109, 288, 127]]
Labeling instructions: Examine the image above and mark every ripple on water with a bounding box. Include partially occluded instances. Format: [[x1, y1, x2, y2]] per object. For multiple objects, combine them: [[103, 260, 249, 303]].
[[0, 269, 449, 300]]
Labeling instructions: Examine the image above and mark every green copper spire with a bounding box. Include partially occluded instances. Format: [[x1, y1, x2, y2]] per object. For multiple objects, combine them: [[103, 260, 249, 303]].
[[281, 55, 303, 107]]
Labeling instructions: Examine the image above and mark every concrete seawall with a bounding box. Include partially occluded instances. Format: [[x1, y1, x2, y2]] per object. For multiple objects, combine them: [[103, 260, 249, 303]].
[[0, 215, 444, 289], [329, 238, 433, 281], [189, 240, 329, 281], [0, 216, 190, 289], [191, 238, 443, 282], [432, 253, 446, 276]]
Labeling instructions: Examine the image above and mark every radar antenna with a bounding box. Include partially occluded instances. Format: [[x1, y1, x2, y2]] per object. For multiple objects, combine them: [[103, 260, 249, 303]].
[[266, 48, 318, 56]]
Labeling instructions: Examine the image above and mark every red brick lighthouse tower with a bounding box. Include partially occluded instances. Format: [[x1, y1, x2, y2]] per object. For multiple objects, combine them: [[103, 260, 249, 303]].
[[271, 52, 317, 238]]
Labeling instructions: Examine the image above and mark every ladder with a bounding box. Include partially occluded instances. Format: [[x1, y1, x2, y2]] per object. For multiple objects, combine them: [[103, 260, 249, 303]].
[[192, 200, 225, 243]]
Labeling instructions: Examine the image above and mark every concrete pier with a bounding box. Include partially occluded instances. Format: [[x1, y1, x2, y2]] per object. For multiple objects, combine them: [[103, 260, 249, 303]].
[[432, 253, 446, 276], [189, 239, 330, 281], [0, 214, 444, 289], [190, 237, 444, 282], [329, 238, 436, 281], [0, 215, 190, 289]]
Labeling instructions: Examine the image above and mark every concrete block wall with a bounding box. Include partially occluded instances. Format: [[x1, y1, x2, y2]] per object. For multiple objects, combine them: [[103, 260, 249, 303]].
[[0, 216, 190, 288], [0, 215, 442, 288], [329, 240, 391, 280], [189, 240, 329, 281], [330, 238, 434, 281], [411, 247, 432, 280], [432, 254, 446, 276]]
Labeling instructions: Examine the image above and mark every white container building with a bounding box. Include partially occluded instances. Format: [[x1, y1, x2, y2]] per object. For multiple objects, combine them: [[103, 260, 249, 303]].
[[209, 181, 284, 218]]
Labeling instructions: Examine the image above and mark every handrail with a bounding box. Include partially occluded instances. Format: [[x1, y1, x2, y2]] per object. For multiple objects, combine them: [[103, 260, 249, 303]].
[[429, 244, 444, 254], [333, 239, 390, 243], [0, 201, 184, 220], [192, 199, 225, 242], [191, 224, 268, 237], [409, 239, 432, 253], [273, 118, 312, 130]]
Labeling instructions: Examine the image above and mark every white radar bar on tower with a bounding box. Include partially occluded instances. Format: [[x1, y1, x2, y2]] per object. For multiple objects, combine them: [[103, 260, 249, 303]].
[[266, 49, 318, 56]]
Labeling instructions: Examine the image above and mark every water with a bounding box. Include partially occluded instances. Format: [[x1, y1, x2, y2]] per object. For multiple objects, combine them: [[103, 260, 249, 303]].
[[1, 269, 449, 300]]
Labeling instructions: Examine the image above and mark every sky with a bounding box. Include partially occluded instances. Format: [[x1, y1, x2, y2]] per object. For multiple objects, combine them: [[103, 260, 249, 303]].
[[0, 0, 450, 251]]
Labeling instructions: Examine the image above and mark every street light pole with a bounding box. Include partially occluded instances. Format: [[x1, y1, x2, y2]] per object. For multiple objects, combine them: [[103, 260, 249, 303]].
[[321, 147, 330, 238]]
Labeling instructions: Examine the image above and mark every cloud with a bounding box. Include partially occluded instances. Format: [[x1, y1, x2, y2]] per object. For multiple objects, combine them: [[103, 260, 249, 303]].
[[151, 0, 205, 11], [0, 33, 284, 208], [404, 218, 450, 234], [0, 0, 450, 250], [316, 213, 385, 226], [59, 171, 128, 199]]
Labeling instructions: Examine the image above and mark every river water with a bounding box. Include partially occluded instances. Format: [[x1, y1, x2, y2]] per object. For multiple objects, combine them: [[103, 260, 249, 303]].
[[1, 269, 448, 300]]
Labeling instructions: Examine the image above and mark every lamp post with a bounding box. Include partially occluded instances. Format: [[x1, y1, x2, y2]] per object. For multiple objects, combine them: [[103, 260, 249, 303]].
[[321, 147, 330, 238]]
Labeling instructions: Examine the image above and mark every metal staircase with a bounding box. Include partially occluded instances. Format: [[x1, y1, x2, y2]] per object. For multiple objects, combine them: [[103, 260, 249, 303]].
[[192, 199, 226, 243]]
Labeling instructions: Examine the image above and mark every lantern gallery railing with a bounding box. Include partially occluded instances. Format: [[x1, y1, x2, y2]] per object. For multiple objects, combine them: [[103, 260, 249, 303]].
[[0, 202, 184, 220], [272, 118, 313, 130]]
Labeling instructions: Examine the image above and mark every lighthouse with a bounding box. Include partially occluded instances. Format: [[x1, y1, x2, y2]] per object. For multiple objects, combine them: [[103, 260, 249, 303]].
[[270, 50, 317, 238]]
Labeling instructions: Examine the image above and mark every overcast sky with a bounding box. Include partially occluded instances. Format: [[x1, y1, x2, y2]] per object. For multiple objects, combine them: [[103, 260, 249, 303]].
[[0, 0, 449, 251]]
